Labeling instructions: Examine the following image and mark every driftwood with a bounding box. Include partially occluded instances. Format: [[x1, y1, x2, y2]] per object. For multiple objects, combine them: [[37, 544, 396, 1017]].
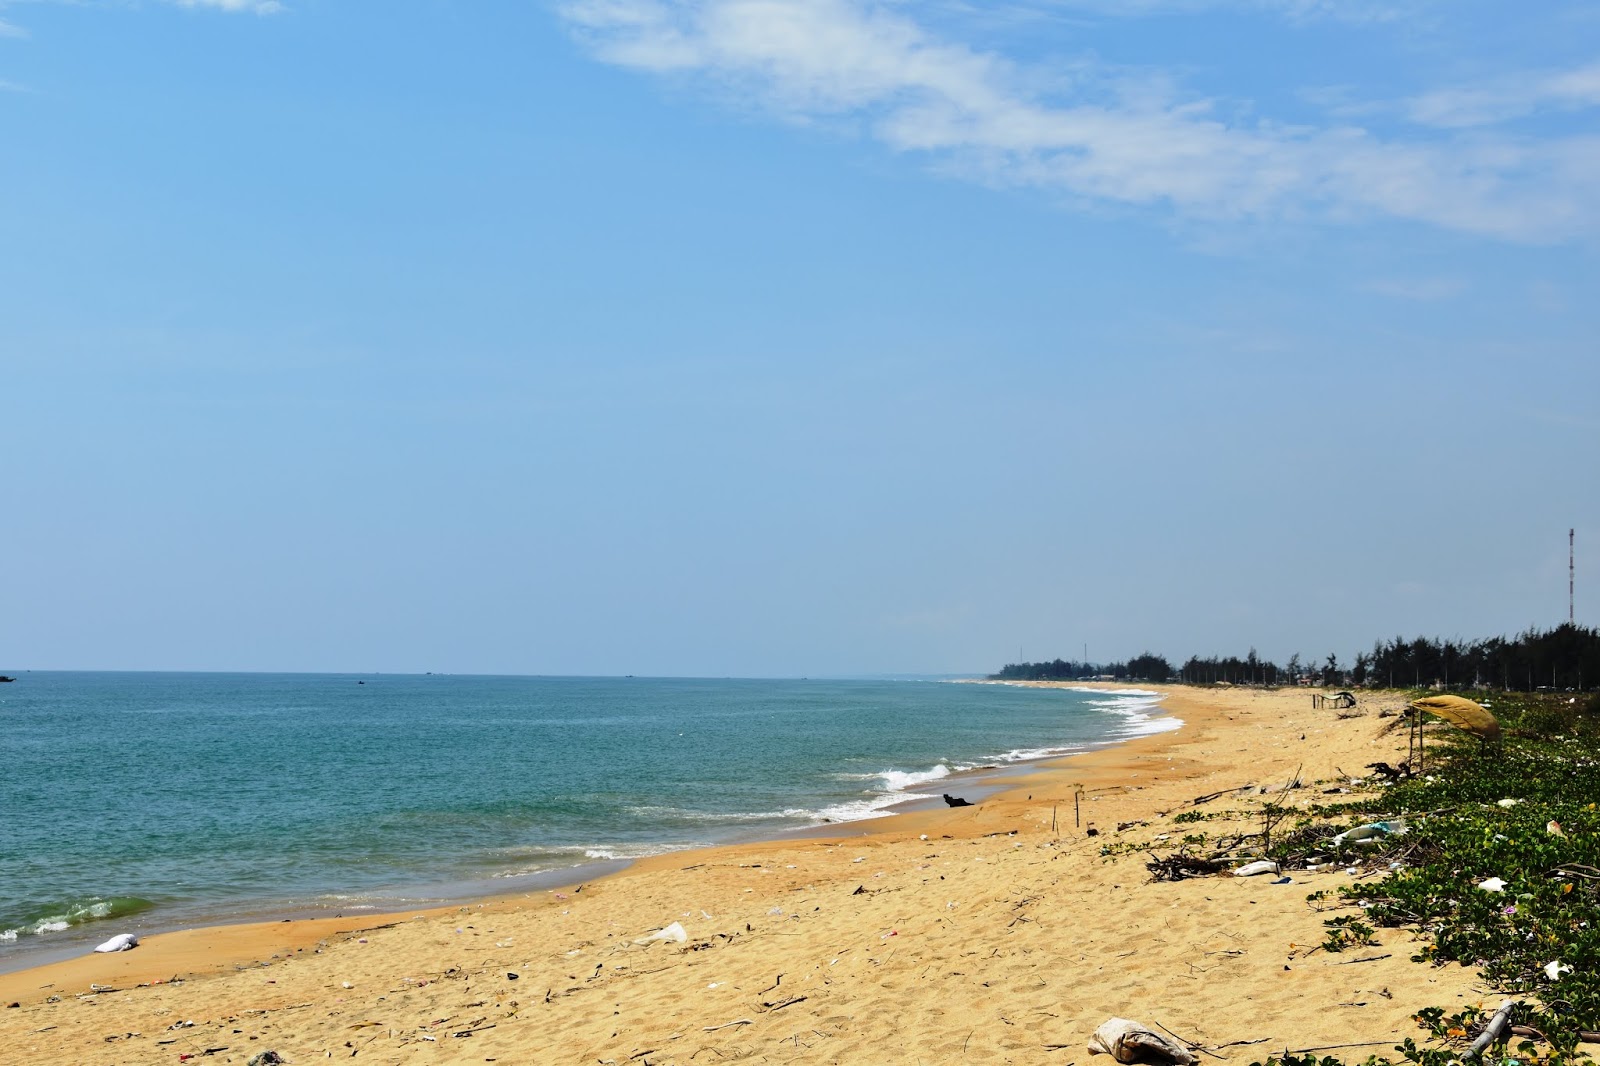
[[1191, 785, 1254, 806], [1365, 761, 1412, 781], [1462, 1000, 1517, 1063], [1147, 852, 1229, 883]]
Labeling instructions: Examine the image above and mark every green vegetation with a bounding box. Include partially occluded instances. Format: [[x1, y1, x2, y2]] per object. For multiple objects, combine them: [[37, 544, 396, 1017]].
[[991, 652, 1173, 682], [1241, 692, 1600, 1066], [991, 623, 1600, 692]]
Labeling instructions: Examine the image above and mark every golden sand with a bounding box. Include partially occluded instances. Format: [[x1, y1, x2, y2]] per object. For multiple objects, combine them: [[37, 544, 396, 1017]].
[[0, 685, 1490, 1064]]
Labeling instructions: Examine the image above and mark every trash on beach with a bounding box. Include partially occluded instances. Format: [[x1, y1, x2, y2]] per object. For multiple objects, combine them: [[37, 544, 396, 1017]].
[[1234, 860, 1279, 877], [636, 922, 688, 945], [1088, 1017, 1199, 1066], [1477, 877, 1508, 893], [1329, 820, 1407, 847], [1546, 961, 1573, 980], [1271, 876, 1293, 884], [1497, 798, 1522, 808], [92, 933, 138, 953], [246, 1052, 286, 1066]]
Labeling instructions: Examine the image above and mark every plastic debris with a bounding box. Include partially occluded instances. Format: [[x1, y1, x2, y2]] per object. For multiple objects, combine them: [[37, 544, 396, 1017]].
[[1234, 860, 1279, 877], [1089, 1017, 1200, 1065], [92, 933, 138, 953], [636, 922, 688, 945], [1497, 798, 1521, 808], [1546, 961, 1573, 981], [1477, 877, 1508, 893], [1330, 820, 1407, 847], [247, 1053, 286, 1066]]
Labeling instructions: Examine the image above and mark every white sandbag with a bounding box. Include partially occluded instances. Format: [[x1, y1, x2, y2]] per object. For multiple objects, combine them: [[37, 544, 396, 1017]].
[[1089, 1018, 1199, 1066], [1234, 860, 1279, 877], [93, 933, 139, 953]]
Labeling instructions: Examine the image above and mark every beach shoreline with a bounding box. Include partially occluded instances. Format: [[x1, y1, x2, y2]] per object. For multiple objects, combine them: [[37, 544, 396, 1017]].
[[0, 681, 1171, 989], [2, 683, 1488, 1064]]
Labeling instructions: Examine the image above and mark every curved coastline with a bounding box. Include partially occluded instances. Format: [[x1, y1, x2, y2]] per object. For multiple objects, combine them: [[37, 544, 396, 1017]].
[[0, 681, 1184, 997], [2, 683, 1490, 1064]]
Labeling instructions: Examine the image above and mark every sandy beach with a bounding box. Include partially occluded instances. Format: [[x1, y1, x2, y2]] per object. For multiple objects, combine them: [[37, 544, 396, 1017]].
[[0, 684, 1489, 1064]]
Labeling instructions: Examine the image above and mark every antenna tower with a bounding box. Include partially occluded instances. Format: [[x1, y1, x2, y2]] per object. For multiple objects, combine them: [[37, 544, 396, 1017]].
[[1572, 528, 1576, 624]]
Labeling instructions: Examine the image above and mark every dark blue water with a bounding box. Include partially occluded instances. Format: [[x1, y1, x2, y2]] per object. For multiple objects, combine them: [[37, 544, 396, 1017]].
[[0, 672, 1171, 969]]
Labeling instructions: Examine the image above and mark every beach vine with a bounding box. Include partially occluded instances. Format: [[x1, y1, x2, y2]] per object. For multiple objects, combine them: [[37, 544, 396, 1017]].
[[1250, 692, 1600, 1066]]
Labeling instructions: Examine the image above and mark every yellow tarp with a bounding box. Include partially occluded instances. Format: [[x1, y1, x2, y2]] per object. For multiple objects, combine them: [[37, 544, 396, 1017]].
[[1409, 695, 1501, 740]]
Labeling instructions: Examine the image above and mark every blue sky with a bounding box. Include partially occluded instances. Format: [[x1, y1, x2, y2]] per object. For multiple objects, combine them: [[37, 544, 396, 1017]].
[[2, 0, 1596, 676]]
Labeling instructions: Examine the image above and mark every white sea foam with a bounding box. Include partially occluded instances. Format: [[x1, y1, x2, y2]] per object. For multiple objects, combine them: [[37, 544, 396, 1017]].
[[993, 744, 1086, 763], [1059, 687, 1180, 736], [835, 764, 961, 789], [623, 805, 817, 824], [579, 842, 703, 863], [876, 764, 953, 792], [0, 928, 17, 942], [814, 797, 899, 823]]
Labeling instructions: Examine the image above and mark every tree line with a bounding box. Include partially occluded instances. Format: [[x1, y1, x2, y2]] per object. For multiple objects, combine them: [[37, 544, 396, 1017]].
[[990, 623, 1600, 691], [991, 652, 1176, 683]]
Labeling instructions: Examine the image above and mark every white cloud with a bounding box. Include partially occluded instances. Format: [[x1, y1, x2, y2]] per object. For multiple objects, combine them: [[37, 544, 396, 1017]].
[[169, 0, 286, 12], [560, 0, 1600, 241], [937, 0, 1425, 25], [1409, 60, 1600, 128]]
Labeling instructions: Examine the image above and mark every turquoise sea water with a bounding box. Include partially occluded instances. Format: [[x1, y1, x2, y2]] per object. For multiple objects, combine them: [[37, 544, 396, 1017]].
[[0, 673, 1172, 971]]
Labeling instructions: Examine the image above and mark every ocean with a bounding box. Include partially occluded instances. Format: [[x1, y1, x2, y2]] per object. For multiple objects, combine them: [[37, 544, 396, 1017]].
[[0, 672, 1173, 972]]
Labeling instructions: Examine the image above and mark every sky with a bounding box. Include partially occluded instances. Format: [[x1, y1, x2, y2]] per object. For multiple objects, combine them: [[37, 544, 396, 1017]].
[[1, 0, 1596, 677]]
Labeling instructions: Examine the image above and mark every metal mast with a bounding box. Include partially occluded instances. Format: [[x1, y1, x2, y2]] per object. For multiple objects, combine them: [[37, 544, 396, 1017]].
[[1572, 528, 1577, 624]]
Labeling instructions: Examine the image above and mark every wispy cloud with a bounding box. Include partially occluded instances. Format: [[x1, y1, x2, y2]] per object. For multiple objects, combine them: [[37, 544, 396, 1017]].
[[1010, 0, 1422, 23], [559, 0, 1600, 241], [1409, 60, 1600, 128], [169, 0, 286, 13]]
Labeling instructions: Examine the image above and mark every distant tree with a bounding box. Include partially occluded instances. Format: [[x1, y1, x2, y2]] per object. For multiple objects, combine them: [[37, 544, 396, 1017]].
[[1321, 653, 1341, 687], [1125, 652, 1174, 682], [1352, 652, 1371, 686]]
